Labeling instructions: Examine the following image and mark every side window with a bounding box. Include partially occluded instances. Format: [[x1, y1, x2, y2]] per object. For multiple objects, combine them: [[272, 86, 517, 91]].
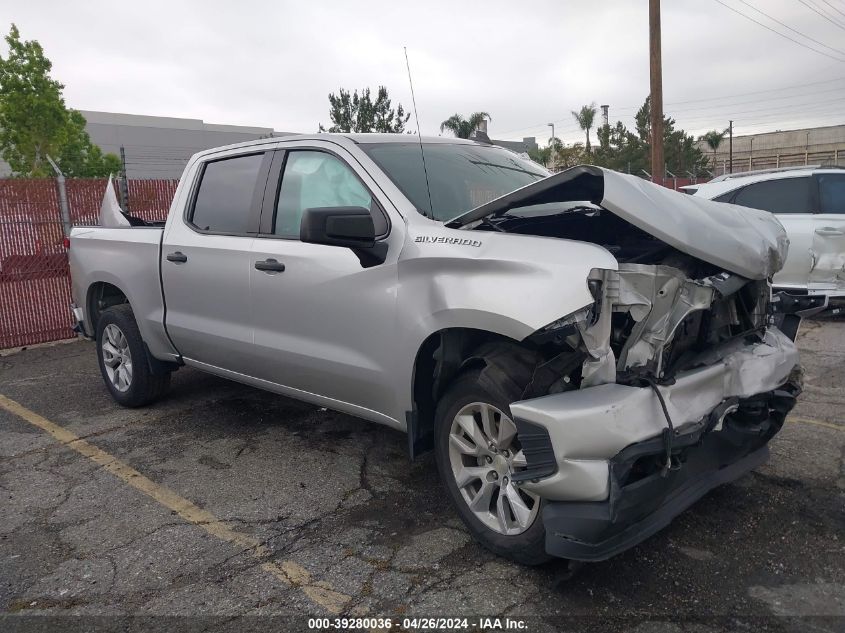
[[273, 151, 384, 238], [190, 153, 265, 233], [714, 191, 736, 203], [731, 177, 813, 214], [818, 174, 845, 214]]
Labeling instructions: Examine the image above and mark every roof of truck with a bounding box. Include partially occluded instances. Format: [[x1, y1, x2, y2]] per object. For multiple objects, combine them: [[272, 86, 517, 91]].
[[188, 133, 483, 162], [339, 133, 477, 145]]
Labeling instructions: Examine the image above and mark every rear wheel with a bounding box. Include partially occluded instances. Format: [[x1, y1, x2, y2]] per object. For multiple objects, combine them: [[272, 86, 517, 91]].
[[96, 304, 170, 407], [434, 369, 550, 565]]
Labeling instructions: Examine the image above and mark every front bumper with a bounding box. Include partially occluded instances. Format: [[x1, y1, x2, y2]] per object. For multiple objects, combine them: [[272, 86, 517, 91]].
[[509, 327, 801, 561]]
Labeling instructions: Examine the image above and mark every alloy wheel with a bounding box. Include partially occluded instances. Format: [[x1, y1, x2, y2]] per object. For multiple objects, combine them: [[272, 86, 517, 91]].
[[101, 324, 133, 393], [447, 402, 540, 535]]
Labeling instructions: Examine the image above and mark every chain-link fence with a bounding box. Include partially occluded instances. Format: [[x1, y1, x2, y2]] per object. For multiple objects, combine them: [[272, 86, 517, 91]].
[[0, 178, 177, 349]]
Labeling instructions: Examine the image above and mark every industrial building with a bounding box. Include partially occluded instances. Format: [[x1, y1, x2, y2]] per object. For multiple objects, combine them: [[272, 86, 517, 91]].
[[80, 111, 293, 179], [0, 111, 292, 179], [696, 123, 845, 176]]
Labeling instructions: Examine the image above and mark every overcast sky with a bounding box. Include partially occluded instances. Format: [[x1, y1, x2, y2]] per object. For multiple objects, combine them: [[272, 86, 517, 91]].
[[2, 0, 844, 146]]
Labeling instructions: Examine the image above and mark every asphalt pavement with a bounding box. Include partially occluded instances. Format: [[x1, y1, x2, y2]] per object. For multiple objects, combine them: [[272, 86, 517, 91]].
[[1, 319, 843, 632]]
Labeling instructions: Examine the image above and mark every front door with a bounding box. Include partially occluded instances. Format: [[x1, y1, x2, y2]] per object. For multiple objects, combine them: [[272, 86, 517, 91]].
[[248, 146, 399, 417]]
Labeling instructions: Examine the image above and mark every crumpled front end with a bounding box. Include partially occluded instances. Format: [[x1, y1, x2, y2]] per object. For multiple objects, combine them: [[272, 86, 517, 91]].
[[508, 264, 802, 561]]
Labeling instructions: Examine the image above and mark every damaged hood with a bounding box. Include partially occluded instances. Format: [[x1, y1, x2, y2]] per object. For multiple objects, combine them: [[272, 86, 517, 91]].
[[448, 166, 789, 280]]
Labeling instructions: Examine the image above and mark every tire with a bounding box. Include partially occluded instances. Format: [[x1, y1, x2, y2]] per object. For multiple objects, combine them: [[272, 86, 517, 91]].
[[434, 369, 551, 565], [95, 304, 171, 407]]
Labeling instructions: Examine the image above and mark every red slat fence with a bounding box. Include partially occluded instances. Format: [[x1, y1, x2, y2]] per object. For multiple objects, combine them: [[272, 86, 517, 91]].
[[0, 178, 177, 349], [651, 177, 701, 191]]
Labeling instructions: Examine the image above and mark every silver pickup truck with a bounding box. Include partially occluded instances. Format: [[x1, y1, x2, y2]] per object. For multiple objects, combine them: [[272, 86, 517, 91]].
[[69, 134, 801, 565]]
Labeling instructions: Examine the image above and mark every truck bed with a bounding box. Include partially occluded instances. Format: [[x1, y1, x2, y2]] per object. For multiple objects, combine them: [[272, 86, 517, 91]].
[[68, 226, 178, 361]]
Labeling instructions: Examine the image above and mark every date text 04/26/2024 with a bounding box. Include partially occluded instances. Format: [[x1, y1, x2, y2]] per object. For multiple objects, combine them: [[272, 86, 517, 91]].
[[307, 617, 528, 630]]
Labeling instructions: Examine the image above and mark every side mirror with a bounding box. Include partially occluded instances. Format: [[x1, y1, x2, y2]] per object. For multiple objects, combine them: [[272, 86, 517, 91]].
[[300, 206, 376, 249]]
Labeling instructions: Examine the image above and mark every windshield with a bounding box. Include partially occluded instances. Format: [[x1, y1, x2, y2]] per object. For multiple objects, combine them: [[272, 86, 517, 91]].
[[361, 142, 548, 222]]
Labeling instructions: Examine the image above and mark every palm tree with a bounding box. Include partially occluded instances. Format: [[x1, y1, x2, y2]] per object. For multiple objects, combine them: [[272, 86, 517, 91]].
[[439, 112, 491, 139], [571, 104, 597, 159], [700, 130, 727, 171]]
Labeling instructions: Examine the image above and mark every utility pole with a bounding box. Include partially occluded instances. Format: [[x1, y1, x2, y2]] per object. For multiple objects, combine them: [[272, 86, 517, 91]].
[[749, 136, 754, 170], [119, 145, 130, 212], [728, 120, 733, 174], [805, 131, 810, 165], [649, 0, 664, 183]]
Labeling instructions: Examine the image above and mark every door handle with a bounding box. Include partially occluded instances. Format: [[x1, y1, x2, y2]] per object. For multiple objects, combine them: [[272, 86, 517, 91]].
[[815, 227, 844, 237], [254, 258, 285, 273], [166, 251, 188, 263]]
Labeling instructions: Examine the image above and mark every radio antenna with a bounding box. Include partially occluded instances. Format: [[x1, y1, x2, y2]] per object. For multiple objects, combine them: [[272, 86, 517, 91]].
[[404, 47, 434, 218]]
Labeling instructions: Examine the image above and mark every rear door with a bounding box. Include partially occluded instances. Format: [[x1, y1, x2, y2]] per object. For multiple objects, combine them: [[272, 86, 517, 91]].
[[810, 173, 845, 294], [247, 143, 400, 418], [161, 150, 272, 372], [722, 177, 815, 291]]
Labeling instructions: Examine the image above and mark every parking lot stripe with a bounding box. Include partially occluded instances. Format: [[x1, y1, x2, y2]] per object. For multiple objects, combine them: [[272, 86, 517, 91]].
[[0, 394, 352, 615], [789, 416, 843, 432]]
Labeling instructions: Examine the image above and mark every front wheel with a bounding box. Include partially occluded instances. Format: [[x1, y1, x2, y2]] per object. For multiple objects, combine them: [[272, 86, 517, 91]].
[[96, 304, 170, 407], [434, 370, 550, 565]]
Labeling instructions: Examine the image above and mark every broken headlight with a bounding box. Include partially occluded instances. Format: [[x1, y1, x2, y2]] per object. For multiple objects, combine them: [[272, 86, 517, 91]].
[[531, 306, 592, 345]]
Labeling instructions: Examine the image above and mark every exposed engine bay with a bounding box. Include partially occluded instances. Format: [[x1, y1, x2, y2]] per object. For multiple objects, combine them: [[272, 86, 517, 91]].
[[475, 205, 773, 394], [444, 164, 795, 403]]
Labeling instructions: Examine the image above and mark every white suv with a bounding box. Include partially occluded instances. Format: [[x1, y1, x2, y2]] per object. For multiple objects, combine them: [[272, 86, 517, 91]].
[[687, 167, 845, 314]]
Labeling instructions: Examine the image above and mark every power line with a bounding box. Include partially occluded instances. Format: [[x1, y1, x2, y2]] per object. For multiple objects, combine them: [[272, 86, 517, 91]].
[[683, 110, 845, 128], [797, 0, 845, 30], [664, 75, 845, 104], [612, 75, 845, 112], [806, 0, 845, 26], [680, 112, 845, 136], [495, 74, 845, 138], [497, 87, 845, 139], [820, 0, 845, 19], [672, 94, 845, 124], [735, 0, 845, 56], [724, 114, 845, 133], [645, 85, 845, 116], [653, 99, 845, 136], [712, 0, 845, 61]]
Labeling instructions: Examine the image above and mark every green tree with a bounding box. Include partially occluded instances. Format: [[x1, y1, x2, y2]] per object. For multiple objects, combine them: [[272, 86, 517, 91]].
[[56, 110, 122, 177], [527, 145, 550, 167], [553, 142, 586, 169], [571, 103, 597, 158], [592, 97, 708, 177], [529, 138, 586, 171], [0, 24, 121, 177], [699, 129, 727, 171], [594, 120, 648, 174], [319, 86, 410, 133], [527, 136, 561, 167], [634, 97, 709, 176], [439, 112, 491, 139]]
